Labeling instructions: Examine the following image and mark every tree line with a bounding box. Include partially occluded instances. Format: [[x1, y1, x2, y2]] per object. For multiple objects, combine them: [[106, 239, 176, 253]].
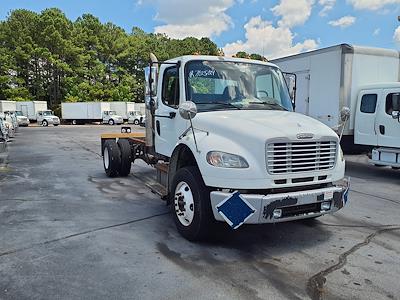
[[0, 8, 224, 108]]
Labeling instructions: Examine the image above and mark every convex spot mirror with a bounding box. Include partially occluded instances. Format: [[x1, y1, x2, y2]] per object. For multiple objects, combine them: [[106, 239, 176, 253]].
[[179, 101, 197, 120]]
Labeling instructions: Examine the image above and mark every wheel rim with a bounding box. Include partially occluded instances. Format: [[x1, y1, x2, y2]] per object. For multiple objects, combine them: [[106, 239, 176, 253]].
[[104, 148, 110, 169], [109, 120, 113, 125], [134, 120, 139, 125], [42, 121, 47, 126], [174, 181, 195, 226]]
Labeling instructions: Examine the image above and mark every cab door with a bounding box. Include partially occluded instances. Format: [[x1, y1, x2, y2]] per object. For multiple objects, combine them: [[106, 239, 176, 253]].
[[154, 65, 187, 157], [376, 89, 400, 148], [354, 90, 380, 146]]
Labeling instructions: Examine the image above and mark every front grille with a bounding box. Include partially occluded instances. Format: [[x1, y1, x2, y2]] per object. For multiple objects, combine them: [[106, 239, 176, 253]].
[[266, 140, 337, 174]]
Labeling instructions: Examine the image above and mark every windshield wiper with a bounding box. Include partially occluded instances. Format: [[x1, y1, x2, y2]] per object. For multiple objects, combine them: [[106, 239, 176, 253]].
[[248, 101, 288, 111], [195, 102, 241, 110]]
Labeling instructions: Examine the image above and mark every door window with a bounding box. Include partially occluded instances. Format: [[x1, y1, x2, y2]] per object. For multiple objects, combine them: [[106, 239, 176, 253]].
[[385, 93, 400, 115], [360, 94, 377, 114], [162, 67, 180, 108]]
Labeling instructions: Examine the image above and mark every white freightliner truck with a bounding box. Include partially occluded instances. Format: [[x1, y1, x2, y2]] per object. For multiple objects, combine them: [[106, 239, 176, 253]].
[[100, 55, 349, 241], [109, 102, 136, 121], [16, 101, 48, 121], [61, 102, 124, 125], [272, 44, 400, 168]]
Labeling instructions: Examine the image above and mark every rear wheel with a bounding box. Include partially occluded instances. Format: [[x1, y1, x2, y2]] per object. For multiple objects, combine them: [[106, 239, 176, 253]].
[[117, 139, 132, 176], [171, 166, 215, 241], [103, 140, 121, 177], [72, 120, 77, 125]]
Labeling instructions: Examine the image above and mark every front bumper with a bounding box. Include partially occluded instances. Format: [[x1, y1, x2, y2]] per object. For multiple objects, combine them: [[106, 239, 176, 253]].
[[210, 179, 349, 225], [18, 120, 30, 126]]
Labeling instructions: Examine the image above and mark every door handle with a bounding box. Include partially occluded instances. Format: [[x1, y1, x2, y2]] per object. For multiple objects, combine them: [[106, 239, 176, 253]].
[[155, 112, 176, 119], [379, 125, 385, 135], [156, 120, 160, 135]]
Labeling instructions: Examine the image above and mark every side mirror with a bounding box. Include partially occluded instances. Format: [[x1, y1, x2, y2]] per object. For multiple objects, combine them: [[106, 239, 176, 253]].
[[179, 101, 197, 120], [340, 106, 351, 121], [391, 111, 400, 120], [282, 72, 297, 109]]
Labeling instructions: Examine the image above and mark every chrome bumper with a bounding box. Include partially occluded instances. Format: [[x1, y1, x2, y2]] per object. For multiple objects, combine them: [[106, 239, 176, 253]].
[[210, 179, 350, 225]]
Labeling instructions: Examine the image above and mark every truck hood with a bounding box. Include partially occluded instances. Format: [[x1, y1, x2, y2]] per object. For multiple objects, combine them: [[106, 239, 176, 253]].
[[193, 110, 338, 141]]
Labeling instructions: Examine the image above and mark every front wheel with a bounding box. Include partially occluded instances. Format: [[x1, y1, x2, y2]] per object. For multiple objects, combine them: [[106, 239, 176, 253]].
[[108, 119, 115, 125], [133, 119, 139, 125], [171, 166, 215, 241], [42, 120, 48, 127]]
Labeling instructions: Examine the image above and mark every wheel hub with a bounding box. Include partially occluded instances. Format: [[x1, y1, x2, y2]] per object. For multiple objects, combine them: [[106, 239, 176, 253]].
[[174, 182, 194, 226]]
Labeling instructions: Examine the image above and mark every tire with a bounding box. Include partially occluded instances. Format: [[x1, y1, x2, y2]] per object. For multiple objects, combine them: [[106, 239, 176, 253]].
[[42, 120, 48, 127], [171, 166, 215, 241], [117, 139, 132, 176], [72, 120, 77, 125], [103, 140, 121, 177], [108, 119, 115, 125], [133, 119, 139, 125]]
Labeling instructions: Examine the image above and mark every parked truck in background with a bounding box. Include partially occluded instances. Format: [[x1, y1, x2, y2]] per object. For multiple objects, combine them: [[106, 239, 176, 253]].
[[109, 102, 136, 121], [61, 102, 124, 125], [128, 110, 145, 125], [272, 44, 400, 168], [16, 101, 48, 121], [100, 54, 349, 241], [14, 111, 30, 127]]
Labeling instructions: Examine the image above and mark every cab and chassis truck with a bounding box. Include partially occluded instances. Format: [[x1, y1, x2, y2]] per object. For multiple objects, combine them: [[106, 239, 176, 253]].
[[101, 55, 349, 241]]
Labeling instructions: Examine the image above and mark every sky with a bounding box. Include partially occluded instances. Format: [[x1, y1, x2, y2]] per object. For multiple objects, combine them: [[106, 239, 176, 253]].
[[1, 0, 400, 59]]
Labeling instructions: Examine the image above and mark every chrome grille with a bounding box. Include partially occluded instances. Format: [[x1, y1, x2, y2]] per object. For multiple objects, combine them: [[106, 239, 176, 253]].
[[266, 140, 337, 174]]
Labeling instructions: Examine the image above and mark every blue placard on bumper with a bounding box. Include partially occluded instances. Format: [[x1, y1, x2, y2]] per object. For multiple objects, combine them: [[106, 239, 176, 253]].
[[216, 192, 256, 229]]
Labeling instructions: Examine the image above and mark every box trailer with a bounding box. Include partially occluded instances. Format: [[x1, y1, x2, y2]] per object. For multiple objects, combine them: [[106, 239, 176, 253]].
[[16, 101, 48, 121], [272, 44, 400, 168], [271, 44, 400, 150], [61, 102, 124, 125], [0, 100, 16, 113], [109, 102, 135, 120]]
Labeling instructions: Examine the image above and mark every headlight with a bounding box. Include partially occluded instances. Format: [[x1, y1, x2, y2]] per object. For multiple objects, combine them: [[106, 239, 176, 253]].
[[206, 151, 249, 168]]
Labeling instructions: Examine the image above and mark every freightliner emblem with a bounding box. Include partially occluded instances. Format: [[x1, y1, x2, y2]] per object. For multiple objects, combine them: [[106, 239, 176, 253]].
[[296, 133, 314, 139]]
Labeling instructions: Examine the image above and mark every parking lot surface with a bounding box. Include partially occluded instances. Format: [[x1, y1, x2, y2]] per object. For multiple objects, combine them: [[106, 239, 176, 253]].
[[0, 125, 399, 300]]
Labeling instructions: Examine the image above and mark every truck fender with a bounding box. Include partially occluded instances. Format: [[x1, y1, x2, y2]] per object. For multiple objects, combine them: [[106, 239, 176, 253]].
[[167, 143, 200, 203]]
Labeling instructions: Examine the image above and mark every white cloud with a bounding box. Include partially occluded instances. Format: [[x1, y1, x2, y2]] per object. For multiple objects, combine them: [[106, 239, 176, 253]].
[[271, 0, 315, 28], [139, 0, 235, 39], [223, 16, 318, 59], [373, 28, 380, 36], [318, 0, 336, 16], [394, 26, 400, 43], [347, 0, 400, 10], [328, 15, 356, 28]]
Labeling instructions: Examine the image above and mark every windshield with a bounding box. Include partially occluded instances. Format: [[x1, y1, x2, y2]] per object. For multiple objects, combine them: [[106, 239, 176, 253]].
[[15, 111, 23, 116], [109, 111, 116, 115], [42, 111, 53, 116], [186, 60, 293, 112]]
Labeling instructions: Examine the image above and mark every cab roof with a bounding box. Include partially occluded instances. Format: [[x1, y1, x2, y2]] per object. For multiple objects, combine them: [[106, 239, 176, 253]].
[[165, 55, 279, 69]]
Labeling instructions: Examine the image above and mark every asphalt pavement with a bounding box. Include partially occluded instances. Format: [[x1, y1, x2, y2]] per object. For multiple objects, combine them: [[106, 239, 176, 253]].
[[0, 125, 399, 300]]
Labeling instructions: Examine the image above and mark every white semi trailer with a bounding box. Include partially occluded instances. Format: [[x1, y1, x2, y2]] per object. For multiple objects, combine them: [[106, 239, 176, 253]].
[[271, 44, 400, 168], [61, 102, 124, 125], [100, 54, 349, 241]]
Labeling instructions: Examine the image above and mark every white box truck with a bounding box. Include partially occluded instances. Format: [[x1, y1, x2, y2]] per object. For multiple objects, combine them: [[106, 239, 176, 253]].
[[16, 101, 48, 121], [272, 44, 400, 167], [61, 102, 124, 125], [109, 102, 135, 120], [0, 100, 16, 113], [100, 54, 349, 241]]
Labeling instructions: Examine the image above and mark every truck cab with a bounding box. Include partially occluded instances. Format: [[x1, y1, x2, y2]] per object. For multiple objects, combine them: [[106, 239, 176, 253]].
[[37, 110, 60, 127], [14, 110, 30, 127], [128, 111, 145, 125], [101, 55, 349, 241], [102, 110, 124, 125], [355, 83, 400, 167]]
